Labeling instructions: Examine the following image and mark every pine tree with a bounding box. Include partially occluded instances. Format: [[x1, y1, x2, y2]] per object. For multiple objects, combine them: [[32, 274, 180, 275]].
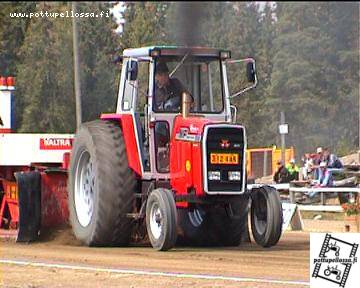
[[254, 2, 277, 146], [119, 2, 171, 48], [16, 2, 120, 131], [226, 3, 268, 147], [17, 2, 75, 133], [268, 2, 359, 157], [0, 2, 36, 75], [76, 2, 119, 122], [269, 3, 332, 157], [323, 3, 359, 154]]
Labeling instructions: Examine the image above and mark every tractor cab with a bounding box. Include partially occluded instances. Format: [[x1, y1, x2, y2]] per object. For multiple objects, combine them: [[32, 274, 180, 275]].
[[113, 46, 256, 180]]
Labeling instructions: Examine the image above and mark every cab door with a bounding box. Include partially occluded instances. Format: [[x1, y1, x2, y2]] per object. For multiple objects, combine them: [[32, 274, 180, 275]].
[[116, 58, 151, 176]]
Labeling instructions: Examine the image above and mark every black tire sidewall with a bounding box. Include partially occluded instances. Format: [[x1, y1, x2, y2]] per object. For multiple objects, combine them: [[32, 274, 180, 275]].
[[68, 120, 136, 246], [162, 188, 178, 247], [68, 126, 99, 245], [250, 186, 283, 247], [146, 189, 177, 251]]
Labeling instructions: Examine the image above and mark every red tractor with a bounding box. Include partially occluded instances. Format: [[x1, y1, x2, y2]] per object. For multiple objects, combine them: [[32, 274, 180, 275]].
[[67, 46, 283, 251]]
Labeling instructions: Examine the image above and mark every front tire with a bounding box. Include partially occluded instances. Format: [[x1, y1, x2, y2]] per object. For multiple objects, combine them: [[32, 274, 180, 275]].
[[250, 186, 283, 247], [68, 120, 137, 246], [146, 188, 177, 251]]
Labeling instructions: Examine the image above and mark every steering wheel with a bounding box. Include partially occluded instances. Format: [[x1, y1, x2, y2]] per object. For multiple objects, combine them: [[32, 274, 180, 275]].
[[163, 96, 181, 111]]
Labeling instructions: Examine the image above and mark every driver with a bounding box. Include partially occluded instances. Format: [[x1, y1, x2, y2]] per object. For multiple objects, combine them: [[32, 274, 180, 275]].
[[154, 61, 187, 111]]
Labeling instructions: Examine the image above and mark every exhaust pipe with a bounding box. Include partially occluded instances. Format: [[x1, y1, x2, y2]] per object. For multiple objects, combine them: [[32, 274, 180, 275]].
[[181, 92, 192, 118]]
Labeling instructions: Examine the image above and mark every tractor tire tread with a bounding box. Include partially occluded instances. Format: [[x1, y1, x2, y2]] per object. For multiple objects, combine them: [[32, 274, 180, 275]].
[[69, 120, 137, 247]]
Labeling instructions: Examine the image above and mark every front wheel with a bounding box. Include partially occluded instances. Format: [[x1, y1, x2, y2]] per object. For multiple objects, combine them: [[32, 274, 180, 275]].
[[251, 186, 283, 248], [146, 188, 177, 251]]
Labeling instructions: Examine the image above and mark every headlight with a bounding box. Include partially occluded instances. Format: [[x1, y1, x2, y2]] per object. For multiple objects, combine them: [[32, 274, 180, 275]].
[[208, 171, 221, 181], [228, 171, 241, 181]]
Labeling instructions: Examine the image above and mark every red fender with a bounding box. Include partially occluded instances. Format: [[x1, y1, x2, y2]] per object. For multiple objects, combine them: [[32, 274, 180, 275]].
[[100, 113, 142, 177]]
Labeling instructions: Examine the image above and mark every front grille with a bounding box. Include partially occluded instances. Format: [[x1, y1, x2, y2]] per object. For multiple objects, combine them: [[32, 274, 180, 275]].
[[204, 126, 246, 193]]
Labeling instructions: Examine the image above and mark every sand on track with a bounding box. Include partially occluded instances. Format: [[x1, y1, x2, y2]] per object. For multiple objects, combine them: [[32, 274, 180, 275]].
[[0, 229, 310, 288]]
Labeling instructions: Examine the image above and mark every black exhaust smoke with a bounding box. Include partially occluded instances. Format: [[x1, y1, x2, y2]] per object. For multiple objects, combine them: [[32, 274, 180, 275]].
[[173, 2, 207, 46]]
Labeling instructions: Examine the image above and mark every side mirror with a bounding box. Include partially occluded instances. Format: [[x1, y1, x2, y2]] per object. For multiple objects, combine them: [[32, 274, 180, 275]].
[[227, 58, 258, 99], [127, 60, 138, 81], [246, 62, 256, 83]]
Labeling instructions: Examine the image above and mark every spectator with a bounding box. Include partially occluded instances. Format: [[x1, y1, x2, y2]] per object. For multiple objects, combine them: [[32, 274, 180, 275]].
[[273, 160, 290, 183], [301, 153, 314, 180], [302, 161, 333, 203], [314, 148, 343, 183], [323, 147, 343, 169], [314, 147, 323, 164], [313, 147, 324, 180], [286, 158, 299, 181], [315, 161, 334, 187]]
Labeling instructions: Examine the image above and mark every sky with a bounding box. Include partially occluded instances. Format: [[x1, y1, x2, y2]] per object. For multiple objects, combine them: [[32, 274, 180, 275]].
[[109, 2, 125, 34]]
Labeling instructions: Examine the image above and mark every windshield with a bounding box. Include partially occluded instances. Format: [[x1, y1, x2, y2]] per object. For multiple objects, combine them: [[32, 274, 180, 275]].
[[153, 56, 224, 113]]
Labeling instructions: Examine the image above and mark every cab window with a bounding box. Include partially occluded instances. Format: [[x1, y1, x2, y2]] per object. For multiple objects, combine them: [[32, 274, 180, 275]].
[[153, 57, 223, 113]]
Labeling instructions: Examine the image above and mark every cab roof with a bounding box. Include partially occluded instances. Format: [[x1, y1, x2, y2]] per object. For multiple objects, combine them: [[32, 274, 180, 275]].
[[122, 46, 231, 59]]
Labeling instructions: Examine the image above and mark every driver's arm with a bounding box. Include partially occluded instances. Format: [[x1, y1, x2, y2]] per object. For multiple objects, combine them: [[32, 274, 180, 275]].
[[172, 78, 194, 107], [161, 78, 194, 111]]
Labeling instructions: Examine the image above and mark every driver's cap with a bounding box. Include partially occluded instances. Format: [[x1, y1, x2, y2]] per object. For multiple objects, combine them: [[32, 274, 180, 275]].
[[156, 61, 169, 74]]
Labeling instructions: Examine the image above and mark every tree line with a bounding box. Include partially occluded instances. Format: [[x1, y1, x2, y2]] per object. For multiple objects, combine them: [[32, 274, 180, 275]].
[[0, 2, 358, 157]]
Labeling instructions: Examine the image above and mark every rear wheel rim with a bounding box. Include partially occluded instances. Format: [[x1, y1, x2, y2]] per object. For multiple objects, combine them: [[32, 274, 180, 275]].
[[149, 203, 163, 240], [75, 150, 95, 227], [188, 208, 205, 227]]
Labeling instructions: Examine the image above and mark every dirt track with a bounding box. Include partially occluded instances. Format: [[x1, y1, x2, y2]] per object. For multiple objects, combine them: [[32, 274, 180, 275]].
[[0, 229, 310, 288]]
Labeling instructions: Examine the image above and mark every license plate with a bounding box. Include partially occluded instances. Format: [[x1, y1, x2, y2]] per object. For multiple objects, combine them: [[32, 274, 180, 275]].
[[210, 153, 239, 165]]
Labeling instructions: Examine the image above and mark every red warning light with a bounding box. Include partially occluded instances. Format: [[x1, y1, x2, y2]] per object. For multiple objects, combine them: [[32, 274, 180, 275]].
[[6, 77, 15, 87], [0, 76, 7, 87]]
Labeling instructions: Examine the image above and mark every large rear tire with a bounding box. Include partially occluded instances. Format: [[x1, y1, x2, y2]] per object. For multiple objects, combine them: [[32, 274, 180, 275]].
[[146, 188, 177, 251], [68, 120, 137, 246], [178, 194, 250, 247], [250, 186, 283, 248]]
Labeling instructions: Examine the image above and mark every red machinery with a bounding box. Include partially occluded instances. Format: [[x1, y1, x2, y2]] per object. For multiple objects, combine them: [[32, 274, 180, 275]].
[[0, 77, 73, 241]]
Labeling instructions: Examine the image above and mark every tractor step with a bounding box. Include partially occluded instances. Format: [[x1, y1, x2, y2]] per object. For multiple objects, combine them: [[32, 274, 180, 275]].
[[126, 213, 144, 219]]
